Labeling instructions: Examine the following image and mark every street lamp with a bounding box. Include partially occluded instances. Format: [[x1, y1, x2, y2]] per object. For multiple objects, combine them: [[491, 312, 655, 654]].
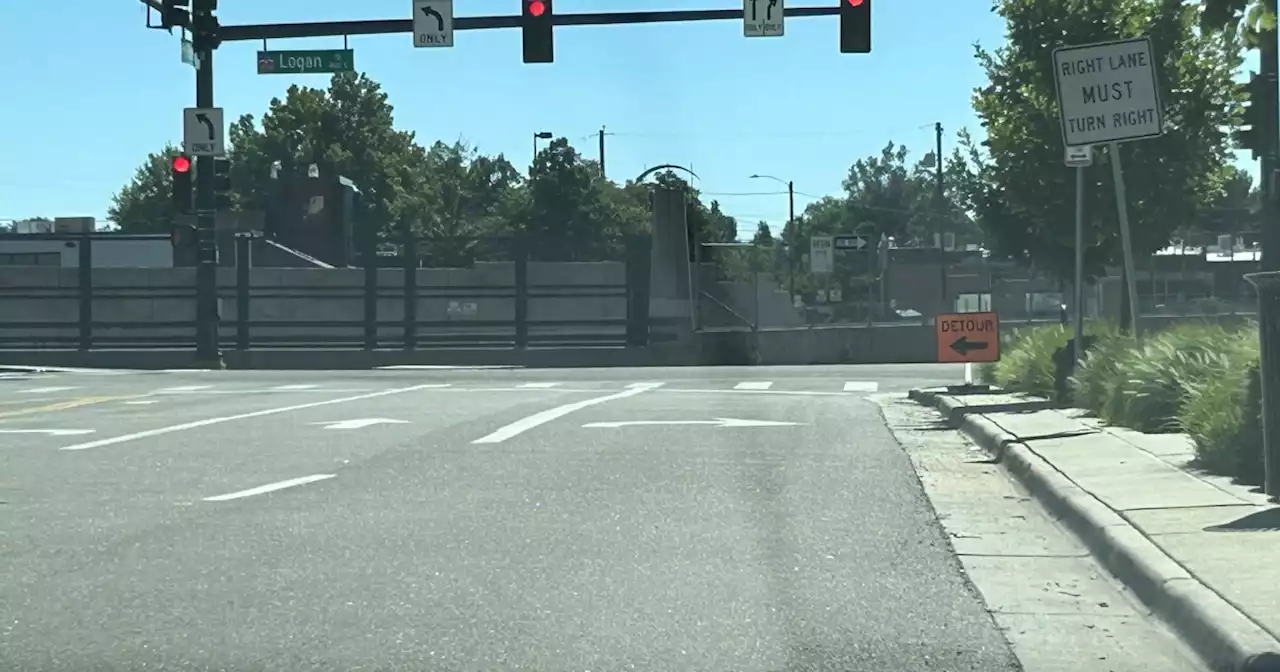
[[749, 174, 796, 295], [532, 131, 553, 160]]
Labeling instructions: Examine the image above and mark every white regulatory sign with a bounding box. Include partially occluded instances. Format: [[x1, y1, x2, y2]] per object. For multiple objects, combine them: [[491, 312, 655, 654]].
[[1064, 145, 1093, 167], [413, 0, 454, 48], [810, 235, 833, 274], [744, 0, 784, 37], [182, 107, 225, 157], [1052, 37, 1163, 147]]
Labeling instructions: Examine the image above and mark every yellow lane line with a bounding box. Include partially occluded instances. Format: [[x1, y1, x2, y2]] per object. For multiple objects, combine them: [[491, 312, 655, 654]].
[[0, 395, 149, 419]]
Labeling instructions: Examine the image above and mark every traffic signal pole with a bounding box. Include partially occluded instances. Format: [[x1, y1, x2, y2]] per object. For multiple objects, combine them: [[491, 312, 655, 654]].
[[193, 0, 220, 366]]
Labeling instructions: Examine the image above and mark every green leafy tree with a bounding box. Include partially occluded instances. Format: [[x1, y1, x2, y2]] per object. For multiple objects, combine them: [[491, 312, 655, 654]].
[[406, 140, 525, 265], [107, 144, 185, 232], [226, 72, 427, 239], [525, 138, 646, 260], [751, 221, 774, 246], [969, 0, 1243, 283]]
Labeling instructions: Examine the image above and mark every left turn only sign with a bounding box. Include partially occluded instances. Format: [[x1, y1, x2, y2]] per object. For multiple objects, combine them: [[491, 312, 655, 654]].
[[413, 0, 454, 48], [183, 107, 225, 157]]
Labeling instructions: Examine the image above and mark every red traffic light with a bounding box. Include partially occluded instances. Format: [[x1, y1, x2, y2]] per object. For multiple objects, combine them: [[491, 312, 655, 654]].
[[172, 155, 192, 173], [847, 0, 864, 4], [528, 0, 546, 16]]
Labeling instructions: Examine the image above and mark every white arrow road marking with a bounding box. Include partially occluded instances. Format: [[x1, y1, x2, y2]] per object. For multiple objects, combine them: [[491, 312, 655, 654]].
[[582, 418, 800, 429], [17, 387, 79, 394], [0, 428, 95, 436], [472, 383, 664, 444], [312, 418, 409, 430], [203, 474, 336, 502]]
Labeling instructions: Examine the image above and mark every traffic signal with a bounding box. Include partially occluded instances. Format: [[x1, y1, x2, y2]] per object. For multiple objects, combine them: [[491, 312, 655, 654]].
[[839, 0, 871, 54], [522, 0, 554, 64], [1237, 71, 1275, 161], [172, 154, 194, 214], [212, 157, 232, 210], [159, 0, 191, 29]]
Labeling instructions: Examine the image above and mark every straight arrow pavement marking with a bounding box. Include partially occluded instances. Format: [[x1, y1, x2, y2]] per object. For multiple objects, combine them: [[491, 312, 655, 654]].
[[203, 474, 335, 502], [312, 418, 409, 430], [582, 418, 800, 429], [471, 383, 664, 445], [58, 383, 442, 451]]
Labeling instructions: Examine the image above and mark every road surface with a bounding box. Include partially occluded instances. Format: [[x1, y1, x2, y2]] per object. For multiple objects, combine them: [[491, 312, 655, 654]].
[[0, 364, 1203, 670]]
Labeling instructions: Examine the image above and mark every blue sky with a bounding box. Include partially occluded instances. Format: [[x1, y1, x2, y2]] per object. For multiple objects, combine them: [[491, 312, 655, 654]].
[[0, 0, 1243, 238]]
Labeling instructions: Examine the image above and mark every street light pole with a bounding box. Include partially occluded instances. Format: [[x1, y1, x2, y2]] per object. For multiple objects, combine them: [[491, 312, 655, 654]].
[[749, 173, 796, 295]]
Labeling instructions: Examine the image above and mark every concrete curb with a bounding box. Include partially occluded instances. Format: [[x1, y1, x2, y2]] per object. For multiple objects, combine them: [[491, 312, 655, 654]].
[[910, 389, 1280, 672]]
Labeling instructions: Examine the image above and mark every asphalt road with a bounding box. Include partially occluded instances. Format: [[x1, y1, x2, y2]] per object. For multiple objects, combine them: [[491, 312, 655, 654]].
[[0, 363, 1032, 671]]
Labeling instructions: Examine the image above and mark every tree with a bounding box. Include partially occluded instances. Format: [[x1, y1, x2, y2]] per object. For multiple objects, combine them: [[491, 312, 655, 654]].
[[227, 73, 427, 239], [108, 144, 185, 232], [751, 221, 774, 246], [968, 0, 1243, 283], [1199, 0, 1271, 41], [407, 140, 524, 266]]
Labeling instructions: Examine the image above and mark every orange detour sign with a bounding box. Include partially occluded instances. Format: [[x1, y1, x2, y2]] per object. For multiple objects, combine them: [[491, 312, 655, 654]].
[[935, 311, 1000, 363]]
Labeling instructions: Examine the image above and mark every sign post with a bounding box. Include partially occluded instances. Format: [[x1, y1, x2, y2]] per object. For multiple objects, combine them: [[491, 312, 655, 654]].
[[935, 311, 1000, 364], [1064, 144, 1093, 366], [809, 236, 834, 274], [1053, 37, 1163, 340]]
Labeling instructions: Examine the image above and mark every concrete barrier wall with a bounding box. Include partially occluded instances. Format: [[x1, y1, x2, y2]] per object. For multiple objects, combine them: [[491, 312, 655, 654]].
[[0, 262, 633, 345]]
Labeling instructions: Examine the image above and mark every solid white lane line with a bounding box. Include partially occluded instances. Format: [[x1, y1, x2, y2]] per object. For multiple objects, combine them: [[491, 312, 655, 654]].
[[471, 383, 663, 445], [518, 382, 561, 388], [626, 382, 666, 389], [59, 384, 441, 451], [843, 381, 880, 392], [270, 384, 320, 390], [203, 474, 335, 502], [734, 381, 773, 390], [660, 388, 852, 397], [18, 387, 79, 394], [156, 385, 214, 392]]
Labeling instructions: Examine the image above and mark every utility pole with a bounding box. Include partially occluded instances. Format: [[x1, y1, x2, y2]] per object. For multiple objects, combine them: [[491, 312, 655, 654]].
[[787, 179, 795, 295], [934, 122, 947, 311], [192, 0, 221, 366], [1253, 9, 1280, 497], [598, 127, 607, 179]]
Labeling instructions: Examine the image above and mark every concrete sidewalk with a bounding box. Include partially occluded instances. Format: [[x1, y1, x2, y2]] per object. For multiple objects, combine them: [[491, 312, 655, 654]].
[[909, 386, 1280, 672]]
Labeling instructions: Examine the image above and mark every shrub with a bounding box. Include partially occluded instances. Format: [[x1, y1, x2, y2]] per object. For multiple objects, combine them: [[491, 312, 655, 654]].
[[1070, 328, 1133, 414], [1099, 323, 1241, 432], [1178, 328, 1263, 483], [990, 325, 1071, 397], [980, 317, 1264, 485]]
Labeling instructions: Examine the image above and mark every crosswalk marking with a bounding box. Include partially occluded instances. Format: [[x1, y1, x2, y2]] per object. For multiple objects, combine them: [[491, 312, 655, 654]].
[[518, 382, 561, 388], [734, 381, 773, 390], [843, 381, 879, 392], [17, 386, 78, 394]]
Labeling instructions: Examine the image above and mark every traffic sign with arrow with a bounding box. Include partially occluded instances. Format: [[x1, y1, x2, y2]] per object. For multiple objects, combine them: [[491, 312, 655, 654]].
[[183, 107, 225, 157], [413, 0, 454, 47], [935, 311, 1000, 363]]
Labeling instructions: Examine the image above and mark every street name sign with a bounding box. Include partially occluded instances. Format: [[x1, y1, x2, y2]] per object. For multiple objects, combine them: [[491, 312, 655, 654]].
[[1052, 37, 1163, 147], [744, 0, 784, 36], [809, 236, 834, 273], [183, 107, 225, 157], [413, 0, 454, 48], [935, 311, 1000, 363], [258, 49, 355, 75]]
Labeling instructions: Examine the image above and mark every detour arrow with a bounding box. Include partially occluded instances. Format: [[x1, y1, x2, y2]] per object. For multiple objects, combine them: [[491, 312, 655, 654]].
[[949, 336, 989, 356]]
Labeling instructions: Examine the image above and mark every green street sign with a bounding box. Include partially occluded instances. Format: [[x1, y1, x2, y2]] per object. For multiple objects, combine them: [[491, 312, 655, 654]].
[[257, 49, 355, 75]]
